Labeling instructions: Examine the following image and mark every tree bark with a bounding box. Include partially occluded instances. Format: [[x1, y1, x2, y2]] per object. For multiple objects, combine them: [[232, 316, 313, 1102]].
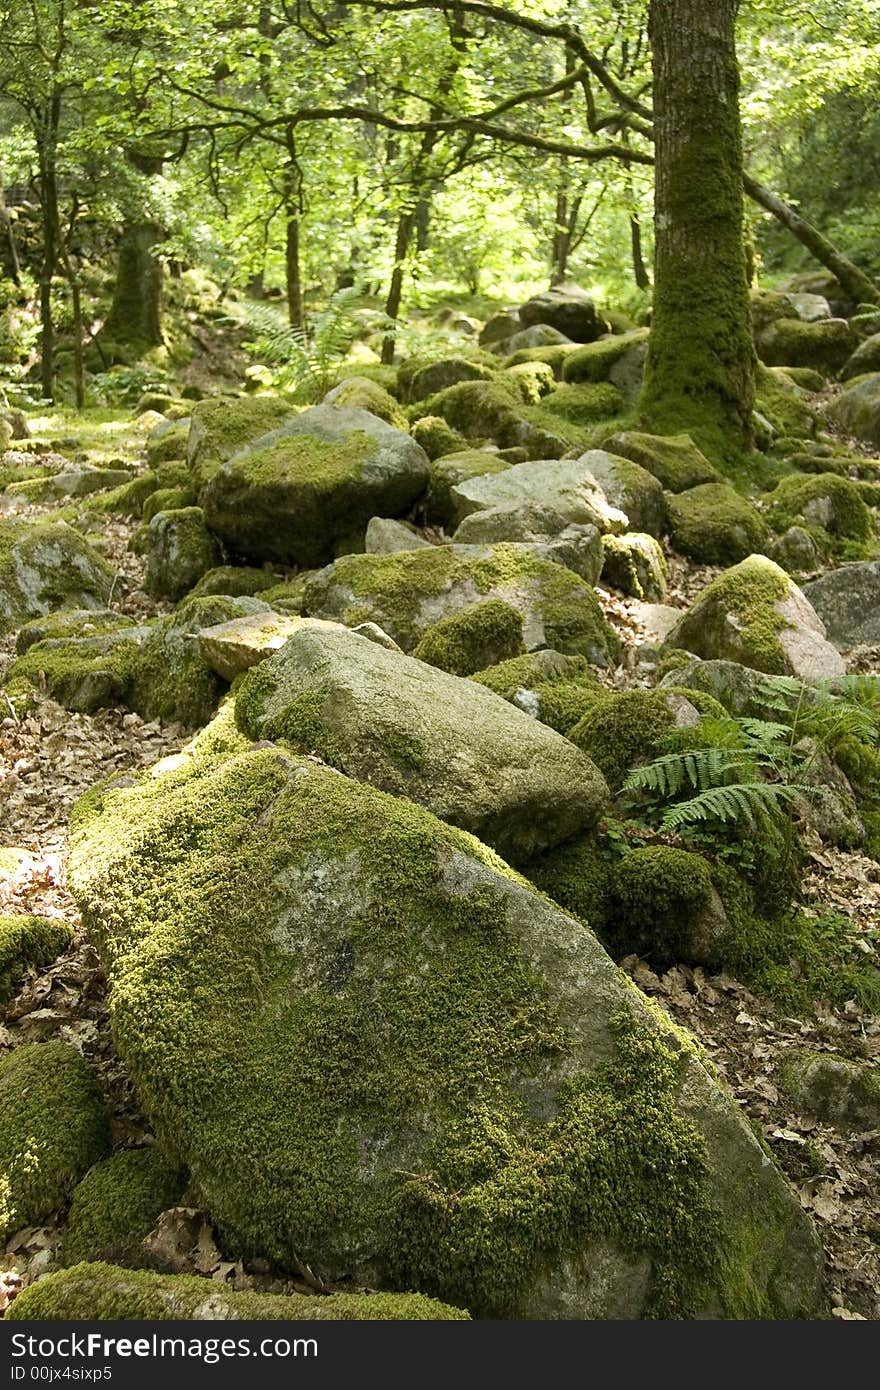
[[285, 209, 304, 331], [105, 221, 165, 349], [743, 173, 880, 308], [382, 207, 416, 364], [0, 167, 21, 285], [639, 0, 755, 460], [630, 211, 650, 290], [37, 105, 61, 402]]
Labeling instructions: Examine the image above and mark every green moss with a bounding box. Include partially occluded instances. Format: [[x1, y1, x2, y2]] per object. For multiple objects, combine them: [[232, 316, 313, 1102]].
[[601, 532, 667, 601], [142, 485, 197, 524], [426, 450, 510, 525], [146, 421, 189, 468], [412, 600, 525, 676], [326, 377, 408, 430], [233, 431, 373, 491], [667, 483, 769, 564], [523, 832, 615, 934], [9, 1262, 469, 1320], [0, 916, 74, 1002], [6, 636, 143, 714], [784, 367, 827, 392], [607, 847, 715, 961], [561, 330, 650, 383], [413, 378, 523, 443], [536, 382, 624, 425], [190, 566, 280, 599], [504, 361, 556, 405], [129, 596, 256, 727], [331, 362, 399, 394], [411, 415, 468, 461], [61, 1149, 184, 1266], [604, 431, 721, 492], [0, 1043, 110, 1240], [754, 364, 817, 440], [502, 343, 578, 376], [469, 652, 601, 733], [83, 472, 159, 519], [533, 680, 602, 734], [763, 472, 873, 545], [258, 575, 311, 614], [667, 556, 793, 674], [187, 396, 297, 490], [568, 690, 683, 791], [757, 317, 854, 374], [0, 519, 113, 634], [399, 354, 498, 406]]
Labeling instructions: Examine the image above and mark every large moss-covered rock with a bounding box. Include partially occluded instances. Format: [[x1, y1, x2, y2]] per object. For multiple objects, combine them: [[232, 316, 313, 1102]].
[[189, 565, 280, 600], [450, 456, 627, 534], [6, 465, 132, 505], [756, 317, 856, 374], [68, 737, 822, 1318], [561, 330, 650, 383], [323, 375, 408, 429], [413, 378, 525, 446], [146, 419, 190, 468], [130, 595, 270, 727], [145, 507, 222, 601], [186, 395, 297, 490], [411, 599, 526, 676], [827, 373, 880, 447], [399, 355, 496, 405], [200, 405, 429, 567], [410, 415, 468, 461], [657, 657, 777, 718], [666, 483, 769, 564], [762, 473, 873, 547], [0, 1043, 110, 1240], [579, 450, 667, 537], [608, 847, 730, 965], [10, 1263, 468, 1321], [61, 1149, 184, 1267], [841, 332, 880, 382], [663, 555, 846, 679], [469, 650, 602, 734], [602, 432, 721, 492], [755, 364, 817, 438], [235, 622, 606, 859], [536, 382, 624, 425], [567, 688, 703, 791], [0, 520, 113, 635], [302, 543, 620, 664], [425, 449, 511, 525], [803, 560, 880, 649], [0, 915, 74, 1002], [452, 507, 604, 584], [5, 628, 148, 714]]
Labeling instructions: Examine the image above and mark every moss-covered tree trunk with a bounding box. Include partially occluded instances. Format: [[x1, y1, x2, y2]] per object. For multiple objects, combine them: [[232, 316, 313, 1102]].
[[104, 220, 164, 350], [639, 0, 755, 460]]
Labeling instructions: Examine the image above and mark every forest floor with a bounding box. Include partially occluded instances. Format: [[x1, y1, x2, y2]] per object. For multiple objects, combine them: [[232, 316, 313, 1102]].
[[1, 399, 880, 1320]]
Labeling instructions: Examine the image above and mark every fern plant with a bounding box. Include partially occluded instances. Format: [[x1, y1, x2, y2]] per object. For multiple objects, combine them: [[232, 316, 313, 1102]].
[[237, 288, 371, 401]]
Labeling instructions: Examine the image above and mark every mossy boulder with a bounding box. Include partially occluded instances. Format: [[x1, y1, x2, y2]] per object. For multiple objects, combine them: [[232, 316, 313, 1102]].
[[197, 611, 312, 682], [186, 395, 298, 491], [756, 317, 856, 374], [779, 1051, 880, 1133], [827, 373, 880, 447], [324, 375, 408, 430], [5, 629, 148, 715], [603, 431, 721, 493], [0, 520, 113, 635], [580, 450, 667, 537], [450, 456, 627, 535], [68, 737, 822, 1317], [85, 472, 159, 519], [754, 364, 817, 439], [841, 332, 880, 382], [413, 378, 524, 445], [666, 483, 769, 564], [141, 485, 198, 523], [411, 415, 468, 460], [6, 465, 131, 505], [411, 599, 526, 676], [608, 848, 729, 965], [10, 1262, 468, 1321], [505, 359, 556, 403], [768, 525, 822, 577], [567, 688, 703, 791], [200, 405, 429, 568], [663, 555, 846, 679], [0, 1043, 110, 1240], [763, 473, 873, 547], [302, 543, 620, 664], [146, 419, 190, 469], [61, 1148, 184, 1267], [537, 382, 624, 425], [561, 330, 650, 383], [518, 284, 606, 341], [235, 622, 607, 859], [399, 355, 496, 405], [189, 566, 280, 599], [426, 449, 511, 525], [0, 915, 74, 1002], [802, 560, 880, 650], [452, 507, 603, 584], [470, 650, 602, 735], [130, 595, 270, 727], [601, 532, 667, 601], [15, 608, 135, 654], [657, 657, 780, 718], [145, 507, 222, 602]]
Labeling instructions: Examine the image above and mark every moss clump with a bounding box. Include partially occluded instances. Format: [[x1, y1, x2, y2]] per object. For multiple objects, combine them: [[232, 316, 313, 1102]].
[[522, 832, 615, 933], [469, 651, 602, 734], [426, 450, 511, 525], [757, 317, 855, 374], [304, 544, 620, 664], [536, 382, 624, 425], [763, 472, 873, 545], [603, 431, 721, 492], [6, 635, 143, 714], [187, 395, 297, 490], [9, 1262, 469, 1321], [504, 361, 556, 405], [601, 532, 667, 601], [142, 485, 197, 524], [754, 364, 817, 439], [0, 519, 113, 635], [325, 376, 408, 431], [413, 378, 523, 443], [61, 1149, 185, 1266], [412, 599, 526, 676], [667, 483, 769, 564], [0, 1043, 110, 1240], [130, 596, 265, 727], [399, 354, 497, 406], [664, 556, 793, 674], [568, 690, 684, 790], [85, 472, 159, 519], [411, 415, 468, 461], [561, 330, 650, 383], [190, 566, 280, 599], [607, 847, 716, 961], [258, 574, 312, 614], [502, 343, 578, 376], [146, 421, 189, 468], [0, 916, 74, 1002]]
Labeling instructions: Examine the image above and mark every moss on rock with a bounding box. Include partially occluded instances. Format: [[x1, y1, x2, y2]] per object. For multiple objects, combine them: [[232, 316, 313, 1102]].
[[537, 382, 624, 425], [667, 483, 769, 564], [0, 520, 113, 635], [142, 486, 197, 524], [187, 396, 298, 491], [763, 472, 873, 547], [426, 450, 511, 525], [9, 1262, 469, 1320], [561, 330, 650, 383], [0, 1043, 110, 1240], [603, 431, 721, 493], [61, 1149, 185, 1266], [567, 689, 692, 790], [324, 376, 408, 430], [411, 415, 468, 461], [412, 599, 526, 676], [190, 566, 280, 599], [0, 916, 74, 1002]]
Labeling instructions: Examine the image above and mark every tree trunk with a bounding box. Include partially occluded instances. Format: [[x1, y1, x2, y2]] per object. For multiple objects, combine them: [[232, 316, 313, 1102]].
[[105, 221, 165, 348], [382, 207, 416, 364], [630, 211, 650, 290], [0, 167, 21, 285], [38, 152, 58, 402], [639, 0, 755, 461], [56, 203, 84, 409], [743, 173, 880, 308], [285, 209, 304, 331]]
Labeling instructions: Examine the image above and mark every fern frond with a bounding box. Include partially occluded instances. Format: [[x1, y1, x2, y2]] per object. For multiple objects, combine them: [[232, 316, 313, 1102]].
[[660, 780, 802, 832], [623, 748, 755, 799]]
